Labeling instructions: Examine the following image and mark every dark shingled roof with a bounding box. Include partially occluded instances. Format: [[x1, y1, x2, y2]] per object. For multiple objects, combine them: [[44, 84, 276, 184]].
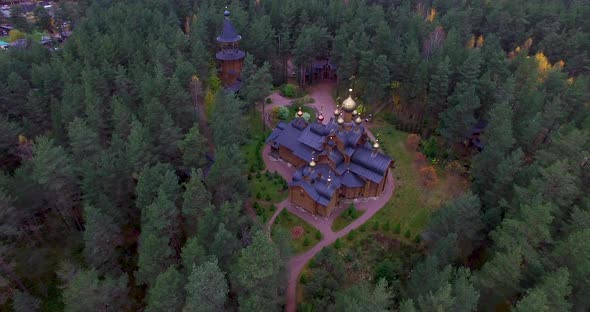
[[291, 164, 341, 206], [217, 17, 242, 43], [267, 114, 394, 205], [216, 49, 246, 61]]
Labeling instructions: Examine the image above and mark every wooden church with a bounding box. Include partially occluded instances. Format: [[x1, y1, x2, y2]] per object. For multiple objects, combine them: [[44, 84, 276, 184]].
[[266, 91, 394, 217]]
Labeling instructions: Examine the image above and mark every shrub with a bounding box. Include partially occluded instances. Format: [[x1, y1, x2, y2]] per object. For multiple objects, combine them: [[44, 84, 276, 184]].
[[374, 260, 399, 285], [270, 204, 277, 212], [253, 202, 260, 209], [406, 134, 421, 151], [414, 235, 422, 244], [421, 137, 439, 159], [359, 224, 367, 232], [300, 273, 308, 284], [303, 237, 310, 246], [8, 29, 26, 43], [348, 230, 357, 241], [315, 230, 322, 240], [373, 221, 379, 230], [445, 160, 467, 177], [404, 229, 412, 239], [383, 220, 391, 231], [256, 192, 261, 199], [256, 171, 261, 179], [394, 223, 401, 234], [419, 166, 439, 187], [334, 238, 342, 249], [278, 106, 290, 120], [414, 152, 427, 168], [265, 193, 271, 201], [302, 112, 311, 122], [265, 97, 273, 103], [280, 83, 298, 98]]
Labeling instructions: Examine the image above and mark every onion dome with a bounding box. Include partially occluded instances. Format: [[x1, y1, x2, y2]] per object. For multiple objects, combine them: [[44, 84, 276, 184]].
[[372, 139, 380, 150], [341, 88, 357, 113], [224, 9, 230, 16], [337, 115, 344, 125], [355, 115, 363, 124], [297, 107, 303, 117], [309, 158, 316, 167], [352, 109, 358, 116], [317, 112, 324, 122], [333, 105, 340, 117]]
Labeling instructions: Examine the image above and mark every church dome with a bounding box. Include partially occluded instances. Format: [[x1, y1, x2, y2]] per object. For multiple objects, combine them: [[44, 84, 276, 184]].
[[337, 115, 344, 125], [355, 115, 363, 124], [341, 89, 357, 112]]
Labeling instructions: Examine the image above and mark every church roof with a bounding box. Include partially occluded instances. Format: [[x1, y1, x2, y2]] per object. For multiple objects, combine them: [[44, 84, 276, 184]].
[[267, 113, 393, 204]]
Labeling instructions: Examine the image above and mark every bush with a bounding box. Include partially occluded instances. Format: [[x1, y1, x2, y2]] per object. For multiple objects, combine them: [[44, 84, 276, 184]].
[[419, 166, 439, 187], [394, 223, 401, 234], [278, 106, 290, 120], [8, 29, 26, 43], [421, 137, 439, 159], [383, 220, 391, 231], [406, 134, 421, 151], [300, 273, 308, 284], [256, 192, 261, 199], [315, 230, 322, 240], [445, 160, 467, 177], [265, 97, 273, 103], [359, 224, 367, 232], [374, 260, 399, 285], [270, 204, 277, 212], [265, 193, 271, 201], [404, 229, 412, 239], [334, 238, 342, 249], [414, 235, 422, 244], [347, 230, 357, 241], [280, 83, 298, 98], [373, 221, 379, 230], [414, 152, 427, 168], [303, 237, 310, 246], [253, 202, 260, 209]]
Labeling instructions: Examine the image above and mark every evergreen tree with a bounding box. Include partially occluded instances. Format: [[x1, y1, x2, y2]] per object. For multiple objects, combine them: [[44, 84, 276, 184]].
[[179, 124, 208, 170], [426, 57, 451, 127], [184, 258, 229, 312], [135, 232, 174, 288], [12, 291, 42, 312], [242, 62, 273, 111], [328, 279, 392, 312], [126, 118, 153, 173], [233, 231, 282, 311], [82, 205, 123, 274], [181, 169, 211, 236], [146, 266, 185, 312], [62, 270, 129, 312], [181, 237, 207, 273]]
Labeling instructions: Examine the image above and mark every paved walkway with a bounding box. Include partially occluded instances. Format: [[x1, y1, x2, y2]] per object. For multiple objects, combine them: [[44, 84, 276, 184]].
[[260, 83, 395, 312]]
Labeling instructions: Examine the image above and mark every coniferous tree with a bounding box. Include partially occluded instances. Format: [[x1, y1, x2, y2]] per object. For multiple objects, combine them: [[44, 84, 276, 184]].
[[181, 237, 207, 273], [82, 205, 123, 274], [12, 291, 42, 312], [184, 258, 229, 312], [62, 269, 129, 312], [146, 266, 185, 312], [179, 124, 209, 170]]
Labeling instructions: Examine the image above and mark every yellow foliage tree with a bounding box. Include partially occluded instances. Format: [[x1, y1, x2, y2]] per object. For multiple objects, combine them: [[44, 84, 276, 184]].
[[8, 29, 26, 43]]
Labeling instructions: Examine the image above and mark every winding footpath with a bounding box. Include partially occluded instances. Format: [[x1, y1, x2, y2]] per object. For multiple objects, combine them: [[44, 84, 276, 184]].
[[260, 83, 396, 312]]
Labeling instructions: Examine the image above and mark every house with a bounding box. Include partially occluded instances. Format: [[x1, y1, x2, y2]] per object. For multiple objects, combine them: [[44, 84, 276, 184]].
[[266, 91, 394, 217]]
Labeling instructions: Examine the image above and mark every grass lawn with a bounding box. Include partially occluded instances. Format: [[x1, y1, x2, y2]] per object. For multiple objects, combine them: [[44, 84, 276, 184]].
[[331, 203, 365, 232], [242, 111, 288, 222], [272, 210, 322, 254]]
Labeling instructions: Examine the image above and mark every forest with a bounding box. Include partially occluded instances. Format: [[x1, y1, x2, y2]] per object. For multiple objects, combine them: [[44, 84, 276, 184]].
[[0, 0, 588, 311]]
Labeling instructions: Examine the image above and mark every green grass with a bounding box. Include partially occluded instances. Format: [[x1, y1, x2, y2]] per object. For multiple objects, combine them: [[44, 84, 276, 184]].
[[242, 111, 288, 222], [332, 203, 364, 232], [272, 210, 322, 253]]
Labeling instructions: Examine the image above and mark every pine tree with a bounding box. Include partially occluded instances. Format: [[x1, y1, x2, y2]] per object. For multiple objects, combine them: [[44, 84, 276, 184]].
[[181, 237, 207, 273], [181, 169, 212, 236], [439, 83, 481, 145], [184, 258, 229, 312], [426, 57, 451, 126], [209, 223, 239, 268], [135, 232, 174, 288], [157, 113, 182, 165], [126, 118, 153, 173], [146, 266, 185, 312], [233, 231, 282, 311], [62, 269, 129, 312], [179, 124, 208, 170], [242, 62, 273, 111], [82, 205, 123, 274]]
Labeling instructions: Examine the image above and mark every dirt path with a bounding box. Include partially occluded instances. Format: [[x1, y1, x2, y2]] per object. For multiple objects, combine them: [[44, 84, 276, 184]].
[[261, 83, 395, 311]]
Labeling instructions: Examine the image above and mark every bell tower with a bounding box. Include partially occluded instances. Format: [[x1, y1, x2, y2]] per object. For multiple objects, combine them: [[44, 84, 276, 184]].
[[215, 9, 246, 90]]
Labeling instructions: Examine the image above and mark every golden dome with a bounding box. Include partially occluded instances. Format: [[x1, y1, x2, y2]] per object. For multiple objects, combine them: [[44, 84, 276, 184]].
[[297, 107, 303, 117], [355, 115, 363, 124], [333, 106, 340, 116], [341, 89, 357, 112], [309, 159, 316, 167], [337, 115, 344, 125]]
